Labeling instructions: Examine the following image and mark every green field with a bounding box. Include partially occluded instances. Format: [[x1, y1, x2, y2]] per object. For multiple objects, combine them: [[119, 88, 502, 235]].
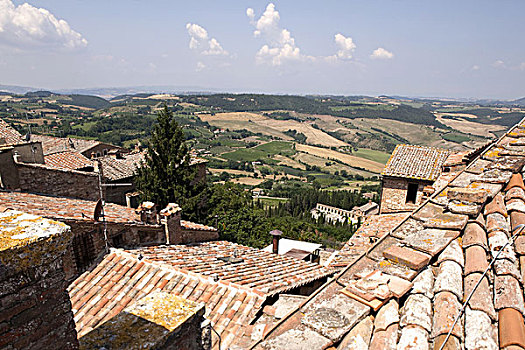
[[441, 132, 471, 143], [352, 148, 391, 164], [222, 141, 295, 162]]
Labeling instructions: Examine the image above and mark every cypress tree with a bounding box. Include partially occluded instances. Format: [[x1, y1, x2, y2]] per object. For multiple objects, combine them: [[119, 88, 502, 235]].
[[135, 105, 205, 215]]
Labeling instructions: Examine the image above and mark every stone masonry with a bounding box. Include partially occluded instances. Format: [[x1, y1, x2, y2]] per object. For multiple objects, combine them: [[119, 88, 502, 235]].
[[0, 210, 79, 349], [380, 176, 429, 213]]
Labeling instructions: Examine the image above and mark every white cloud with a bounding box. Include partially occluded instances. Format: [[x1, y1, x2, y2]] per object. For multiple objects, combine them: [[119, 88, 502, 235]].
[[370, 47, 394, 60], [471, 64, 480, 71], [0, 0, 87, 50], [186, 23, 228, 56], [247, 3, 312, 66], [196, 61, 206, 71], [492, 59, 505, 68], [333, 33, 356, 60]]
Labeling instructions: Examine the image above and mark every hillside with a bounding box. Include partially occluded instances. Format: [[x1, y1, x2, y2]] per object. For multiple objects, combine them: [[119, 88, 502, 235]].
[[1, 91, 522, 192]]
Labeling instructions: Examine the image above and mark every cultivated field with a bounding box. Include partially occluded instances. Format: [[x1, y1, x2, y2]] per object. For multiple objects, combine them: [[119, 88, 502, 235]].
[[435, 114, 506, 137], [295, 144, 385, 173], [200, 112, 347, 147]]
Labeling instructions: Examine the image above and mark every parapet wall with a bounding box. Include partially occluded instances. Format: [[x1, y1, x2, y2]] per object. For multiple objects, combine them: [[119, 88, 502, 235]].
[[0, 210, 79, 349], [78, 291, 207, 350]]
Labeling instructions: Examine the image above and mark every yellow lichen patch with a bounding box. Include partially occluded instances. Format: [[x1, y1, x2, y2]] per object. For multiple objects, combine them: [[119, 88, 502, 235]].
[[129, 292, 202, 331], [79, 292, 204, 350], [484, 147, 502, 159], [0, 210, 71, 273]]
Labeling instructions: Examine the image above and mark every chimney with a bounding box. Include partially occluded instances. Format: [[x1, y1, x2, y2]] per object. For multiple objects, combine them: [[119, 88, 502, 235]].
[[136, 201, 159, 225], [160, 203, 182, 244], [270, 229, 282, 254]]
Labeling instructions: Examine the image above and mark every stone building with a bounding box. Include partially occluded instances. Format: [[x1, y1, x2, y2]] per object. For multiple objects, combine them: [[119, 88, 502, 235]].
[[311, 202, 379, 225], [379, 144, 451, 213]]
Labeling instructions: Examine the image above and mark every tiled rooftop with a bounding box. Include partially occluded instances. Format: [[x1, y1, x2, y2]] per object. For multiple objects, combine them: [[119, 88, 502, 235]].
[[381, 144, 451, 181], [124, 241, 334, 296], [99, 151, 144, 181], [44, 151, 94, 171], [30, 134, 101, 155], [251, 118, 525, 349], [180, 220, 217, 231], [68, 249, 266, 349], [0, 119, 25, 145], [0, 190, 145, 225], [324, 213, 408, 269], [0, 191, 214, 232]]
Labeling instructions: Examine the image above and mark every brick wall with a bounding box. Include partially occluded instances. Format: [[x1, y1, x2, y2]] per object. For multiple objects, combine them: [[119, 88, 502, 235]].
[[0, 211, 79, 349], [380, 176, 429, 213], [16, 163, 100, 201]]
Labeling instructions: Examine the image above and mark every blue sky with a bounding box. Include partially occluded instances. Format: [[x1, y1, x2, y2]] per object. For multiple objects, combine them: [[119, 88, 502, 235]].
[[1, 0, 525, 99]]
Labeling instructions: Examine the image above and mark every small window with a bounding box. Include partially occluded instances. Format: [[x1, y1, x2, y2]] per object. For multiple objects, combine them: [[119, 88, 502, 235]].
[[443, 166, 451, 173], [406, 183, 418, 204], [103, 149, 108, 156]]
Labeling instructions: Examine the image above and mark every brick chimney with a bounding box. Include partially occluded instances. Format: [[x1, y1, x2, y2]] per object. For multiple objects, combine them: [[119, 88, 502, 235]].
[[270, 229, 282, 254], [160, 203, 183, 245], [136, 201, 159, 225]]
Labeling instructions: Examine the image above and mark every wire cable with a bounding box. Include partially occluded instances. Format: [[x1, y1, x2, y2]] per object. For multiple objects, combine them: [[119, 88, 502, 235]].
[[437, 223, 525, 350]]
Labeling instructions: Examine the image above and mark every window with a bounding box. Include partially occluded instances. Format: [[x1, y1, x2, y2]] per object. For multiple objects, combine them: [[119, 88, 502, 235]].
[[72, 233, 95, 272], [406, 183, 418, 204]]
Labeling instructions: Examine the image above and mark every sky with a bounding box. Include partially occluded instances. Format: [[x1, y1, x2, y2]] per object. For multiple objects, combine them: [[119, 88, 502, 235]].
[[1, 0, 525, 99]]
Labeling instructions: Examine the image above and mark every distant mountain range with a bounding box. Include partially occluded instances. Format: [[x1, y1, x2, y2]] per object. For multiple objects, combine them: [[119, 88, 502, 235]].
[[1, 83, 525, 106], [0, 84, 225, 99]]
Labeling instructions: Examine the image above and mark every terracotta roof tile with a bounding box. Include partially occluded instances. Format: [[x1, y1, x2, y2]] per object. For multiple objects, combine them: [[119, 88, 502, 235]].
[[381, 144, 451, 181], [69, 250, 266, 349], [30, 134, 101, 155], [326, 213, 408, 269], [0, 190, 145, 225], [44, 151, 94, 171], [123, 241, 333, 296], [0, 118, 25, 145], [180, 220, 217, 231], [98, 152, 144, 181]]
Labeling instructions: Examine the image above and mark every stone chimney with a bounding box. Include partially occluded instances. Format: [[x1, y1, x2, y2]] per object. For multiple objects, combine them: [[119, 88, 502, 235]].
[[0, 211, 79, 349], [160, 203, 183, 245], [270, 229, 282, 254], [136, 201, 159, 225]]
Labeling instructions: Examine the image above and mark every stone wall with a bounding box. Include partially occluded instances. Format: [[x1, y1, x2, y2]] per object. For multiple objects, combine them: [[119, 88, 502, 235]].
[[11, 142, 45, 164], [16, 163, 100, 201], [78, 292, 207, 350], [0, 148, 20, 189], [181, 228, 219, 244], [0, 211, 79, 349], [380, 176, 429, 214], [62, 221, 166, 280]]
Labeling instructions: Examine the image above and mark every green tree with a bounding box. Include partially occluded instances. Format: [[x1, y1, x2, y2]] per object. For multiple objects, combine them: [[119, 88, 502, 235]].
[[136, 105, 205, 216]]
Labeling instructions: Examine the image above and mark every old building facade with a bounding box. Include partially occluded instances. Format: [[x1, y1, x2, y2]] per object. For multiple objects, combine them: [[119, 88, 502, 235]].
[[379, 144, 451, 213]]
